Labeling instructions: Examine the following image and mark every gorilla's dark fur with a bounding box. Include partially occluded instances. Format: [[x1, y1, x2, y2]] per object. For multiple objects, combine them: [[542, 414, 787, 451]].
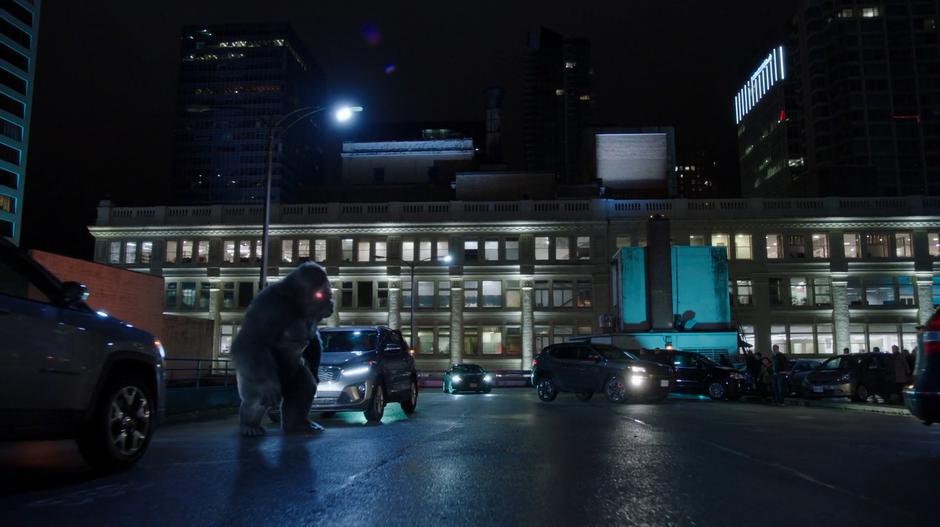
[[231, 262, 334, 436]]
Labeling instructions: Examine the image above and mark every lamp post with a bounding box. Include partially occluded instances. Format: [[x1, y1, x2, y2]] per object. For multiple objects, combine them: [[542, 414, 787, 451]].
[[258, 105, 362, 289], [380, 254, 452, 351]]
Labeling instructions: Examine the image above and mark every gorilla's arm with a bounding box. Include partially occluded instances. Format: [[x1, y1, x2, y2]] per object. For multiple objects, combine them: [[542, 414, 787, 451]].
[[303, 333, 323, 383]]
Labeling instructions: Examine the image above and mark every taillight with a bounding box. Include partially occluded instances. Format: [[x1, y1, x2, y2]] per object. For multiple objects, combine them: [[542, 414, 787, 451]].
[[532, 358, 539, 367]]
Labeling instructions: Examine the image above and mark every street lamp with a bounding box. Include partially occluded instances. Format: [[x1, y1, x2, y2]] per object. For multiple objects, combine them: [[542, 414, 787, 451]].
[[258, 104, 363, 289], [379, 254, 452, 351]]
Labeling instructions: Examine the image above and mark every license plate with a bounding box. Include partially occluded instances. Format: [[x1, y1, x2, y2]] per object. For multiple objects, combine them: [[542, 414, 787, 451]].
[[660, 380, 669, 387], [469, 383, 478, 388], [813, 386, 823, 393]]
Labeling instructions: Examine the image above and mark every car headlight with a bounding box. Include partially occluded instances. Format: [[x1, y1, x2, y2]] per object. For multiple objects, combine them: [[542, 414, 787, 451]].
[[342, 365, 371, 378], [483, 374, 493, 383], [629, 365, 647, 373], [729, 372, 745, 380], [452, 375, 462, 383], [629, 375, 645, 386], [836, 373, 850, 383], [154, 340, 165, 359]]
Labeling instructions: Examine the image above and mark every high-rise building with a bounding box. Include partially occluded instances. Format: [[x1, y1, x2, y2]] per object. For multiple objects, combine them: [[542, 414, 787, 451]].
[[735, 46, 806, 197], [173, 23, 325, 204], [523, 27, 593, 184], [0, 0, 40, 245]]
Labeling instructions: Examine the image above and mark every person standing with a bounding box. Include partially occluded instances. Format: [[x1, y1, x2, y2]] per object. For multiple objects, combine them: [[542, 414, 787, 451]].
[[842, 347, 850, 355], [771, 344, 790, 405]]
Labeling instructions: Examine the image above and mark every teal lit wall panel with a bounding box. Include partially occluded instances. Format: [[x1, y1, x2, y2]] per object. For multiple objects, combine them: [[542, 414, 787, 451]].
[[670, 246, 730, 327], [618, 247, 647, 326]]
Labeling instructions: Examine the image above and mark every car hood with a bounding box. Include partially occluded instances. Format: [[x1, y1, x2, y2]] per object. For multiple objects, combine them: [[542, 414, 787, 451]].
[[319, 351, 377, 366]]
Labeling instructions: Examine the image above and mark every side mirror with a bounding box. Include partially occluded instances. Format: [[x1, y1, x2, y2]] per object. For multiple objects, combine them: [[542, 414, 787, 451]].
[[61, 281, 89, 307]]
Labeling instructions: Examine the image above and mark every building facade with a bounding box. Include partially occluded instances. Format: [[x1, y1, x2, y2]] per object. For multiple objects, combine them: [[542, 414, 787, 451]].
[[0, 0, 39, 245], [90, 196, 940, 370], [172, 23, 325, 204], [523, 27, 593, 184]]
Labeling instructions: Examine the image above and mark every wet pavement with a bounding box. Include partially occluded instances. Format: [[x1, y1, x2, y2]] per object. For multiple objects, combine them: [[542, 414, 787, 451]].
[[1, 390, 939, 526]]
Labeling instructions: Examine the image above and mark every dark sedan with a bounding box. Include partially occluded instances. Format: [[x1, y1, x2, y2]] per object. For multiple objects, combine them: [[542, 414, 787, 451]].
[[642, 350, 747, 400], [803, 353, 896, 401], [443, 364, 494, 394], [787, 358, 823, 396]]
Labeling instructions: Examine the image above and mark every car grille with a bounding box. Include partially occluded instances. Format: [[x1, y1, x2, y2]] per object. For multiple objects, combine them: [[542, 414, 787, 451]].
[[318, 366, 341, 383]]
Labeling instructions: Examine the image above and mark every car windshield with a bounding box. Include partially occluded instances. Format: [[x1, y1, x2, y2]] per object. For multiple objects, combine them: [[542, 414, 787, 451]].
[[453, 365, 484, 373], [321, 330, 379, 353], [697, 354, 720, 367], [593, 345, 637, 361], [821, 356, 856, 370]]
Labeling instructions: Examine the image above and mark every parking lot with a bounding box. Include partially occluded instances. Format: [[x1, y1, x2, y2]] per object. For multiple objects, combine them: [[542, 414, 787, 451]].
[[2, 390, 939, 526]]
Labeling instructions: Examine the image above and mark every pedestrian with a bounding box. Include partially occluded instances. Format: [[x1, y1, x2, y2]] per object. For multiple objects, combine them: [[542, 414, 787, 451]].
[[904, 348, 915, 372], [771, 344, 790, 405], [873, 346, 881, 353], [758, 357, 773, 401], [842, 347, 850, 355], [890, 345, 912, 390]]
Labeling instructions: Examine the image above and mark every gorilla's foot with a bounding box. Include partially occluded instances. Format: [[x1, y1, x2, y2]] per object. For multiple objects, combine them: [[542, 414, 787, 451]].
[[240, 424, 267, 437]]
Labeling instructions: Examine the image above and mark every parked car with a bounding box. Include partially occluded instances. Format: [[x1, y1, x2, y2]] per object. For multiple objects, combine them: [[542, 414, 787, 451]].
[[442, 364, 493, 394], [532, 343, 672, 403], [311, 326, 418, 422], [0, 238, 165, 470], [787, 358, 824, 396], [905, 311, 940, 424], [802, 353, 896, 401], [643, 350, 747, 400]]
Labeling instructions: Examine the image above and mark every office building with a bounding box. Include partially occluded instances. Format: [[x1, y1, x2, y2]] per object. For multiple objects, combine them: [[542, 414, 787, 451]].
[[91, 195, 940, 370], [172, 23, 325, 204], [0, 0, 39, 245], [523, 27, 593, 184]]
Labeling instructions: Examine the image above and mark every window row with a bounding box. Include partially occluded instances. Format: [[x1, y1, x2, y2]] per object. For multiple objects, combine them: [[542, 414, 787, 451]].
[[741, 322, 917, 356], [680, 232, 920, 261], [336, 279, 594, 310], [399, 324, 595, 356], [165, 281, 256, 311]]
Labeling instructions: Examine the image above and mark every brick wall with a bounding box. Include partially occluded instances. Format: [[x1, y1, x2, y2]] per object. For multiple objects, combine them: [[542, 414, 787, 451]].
[[29, 250, 166, 340]]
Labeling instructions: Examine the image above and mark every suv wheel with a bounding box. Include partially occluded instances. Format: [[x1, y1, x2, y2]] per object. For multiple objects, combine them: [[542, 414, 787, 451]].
[[364, 380, 385, 422], [604, 377, 627, 403], [536, 378, 557, 402], [707, 381, 727, 400], [575, 392, 593, 402], [77, 374, 155, 470], [400, 379, 418, 415], [853, 383, 869, 402]]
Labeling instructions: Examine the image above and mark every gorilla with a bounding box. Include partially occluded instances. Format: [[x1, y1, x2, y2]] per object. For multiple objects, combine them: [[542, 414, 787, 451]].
[[231, 262, 334, 436]]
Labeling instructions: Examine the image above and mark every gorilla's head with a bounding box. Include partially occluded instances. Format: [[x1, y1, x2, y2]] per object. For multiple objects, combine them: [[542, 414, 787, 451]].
[[280, 262, 334, 321]]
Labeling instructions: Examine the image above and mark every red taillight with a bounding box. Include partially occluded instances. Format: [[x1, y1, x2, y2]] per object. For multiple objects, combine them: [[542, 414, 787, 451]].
[[532, 358, 539, 367]]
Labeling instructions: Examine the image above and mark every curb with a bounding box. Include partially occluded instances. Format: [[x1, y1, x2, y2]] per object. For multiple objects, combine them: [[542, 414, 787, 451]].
[[782, 398, 912, 417]]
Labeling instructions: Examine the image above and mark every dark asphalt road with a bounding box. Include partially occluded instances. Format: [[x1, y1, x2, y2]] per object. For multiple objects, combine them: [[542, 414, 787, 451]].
[[1, 390, 939, 526]]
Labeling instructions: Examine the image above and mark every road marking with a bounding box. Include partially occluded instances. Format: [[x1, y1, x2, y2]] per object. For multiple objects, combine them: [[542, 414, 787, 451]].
[[704, 440, 917, 520]]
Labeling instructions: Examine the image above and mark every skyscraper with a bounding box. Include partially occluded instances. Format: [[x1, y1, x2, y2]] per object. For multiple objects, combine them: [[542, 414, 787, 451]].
[[0, 0, 39, 245], [523, 27, 593, 184], [173, 23, 325, 204]]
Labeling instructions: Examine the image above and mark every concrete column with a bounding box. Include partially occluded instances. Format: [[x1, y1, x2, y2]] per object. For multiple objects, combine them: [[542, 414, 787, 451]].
[[522, 279, 534, 369], [832, 279, 850, 353], [388, 279, 402, 330], [751, 276, 772, 353], [916, 275, 934, 326], [209, 284, 223, 361], [326, 285, 340, 327], [450, 280, 463, 364]]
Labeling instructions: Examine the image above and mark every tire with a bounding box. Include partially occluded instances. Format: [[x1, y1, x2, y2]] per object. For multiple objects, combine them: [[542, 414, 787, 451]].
[[400, 379, 418, 415], [77, 373, 155, 471], [853, 384, 869, 402], [364, 380, 386, 422], [604, 377, 627, 403], [536, 377, 558, 402], [320, 412, 336, 418], [575, 391, 594, 402], [707, 381, 727, 400]]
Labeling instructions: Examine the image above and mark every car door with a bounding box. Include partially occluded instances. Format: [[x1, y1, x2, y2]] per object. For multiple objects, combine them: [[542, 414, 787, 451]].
[[549, 345, 580, 391], [381, 331, 409, 395], [673, 352, 707, 392], [577, 346, 605, 391], [0, 250, 85, 413], [863, 354, 891, 394]]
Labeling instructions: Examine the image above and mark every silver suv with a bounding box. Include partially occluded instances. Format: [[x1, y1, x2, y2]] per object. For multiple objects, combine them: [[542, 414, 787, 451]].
[[0, 239, 165, 470]]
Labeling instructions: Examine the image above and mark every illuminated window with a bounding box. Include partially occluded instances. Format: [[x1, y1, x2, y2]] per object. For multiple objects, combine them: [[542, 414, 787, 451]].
[[296, 240, 310, 260], [866, 234, 889, 258], [196, 241, 209, 264], [254, 240, 262, 263], [576, 281, 592, 308], [481, 281, 502, 307], [484, 240, 498, 261], [555, 237, 570, 260], [844, 233, 860, 258], [535, 281, 550, 308], [895, 233, 913, 258], [689, 234, 705, 246], [813, 278, 832, 307], [464, 241, 478, 262], [480, 327, 503, 355], [238, 241, 250, 263], [0, 194, 13, 213], [419, 240, 432, 261], [140, 242, 152, 264], [930, 233, 940, 257], [616, 236, 631, 248], [576, 236, 591, 260], [437, 281, 450, 308], [711, 234, 729, 258], [436, 240, 448, 262], [166, 240, 179, 264], [790, 277, 808, 306], [224, 241, 235, 263], [357, 241, 370, 262], [401, 239, 414, 262], [535, 237, 550, 261], [417, 281, 434, 308], [125, 242, 137, 264], [564, 61, 576, 69], [505, 280, 521, 308], [375, 241, 387, 261], [464, 280, 479, 308], [812, 234, 829, 258], [181, 240, 194, 263], [765, 234, 782, 259], [505, 239, 519, 261], [109, 241, 121, 264], [553, 281, 574, 308], [861, 7, 880, 18], [838, 7, 855, 18], [314, 239, 327, 262], [735, 280, 753, 305], [734, 234, 752, 260], [342, 239, 354, 262]]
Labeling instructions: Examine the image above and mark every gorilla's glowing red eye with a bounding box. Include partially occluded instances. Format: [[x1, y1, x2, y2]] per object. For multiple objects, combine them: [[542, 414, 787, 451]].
[[314, 291, 324, 300]]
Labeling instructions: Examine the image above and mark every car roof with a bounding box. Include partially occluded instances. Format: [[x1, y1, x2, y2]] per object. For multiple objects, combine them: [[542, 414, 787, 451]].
[[320, 326, 389, 332]]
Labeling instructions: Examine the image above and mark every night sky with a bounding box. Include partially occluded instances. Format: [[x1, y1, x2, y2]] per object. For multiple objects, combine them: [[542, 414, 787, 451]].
[[22, 0, 797, 258]]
